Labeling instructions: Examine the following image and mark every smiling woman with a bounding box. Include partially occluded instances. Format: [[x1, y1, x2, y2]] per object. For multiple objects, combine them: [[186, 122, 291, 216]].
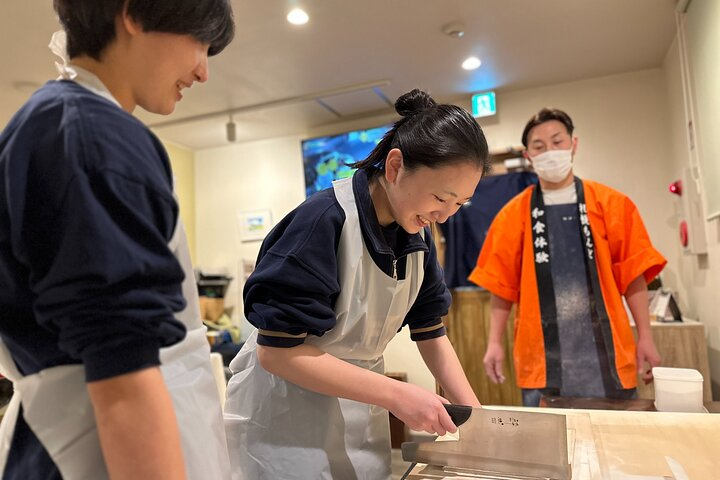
[[223, 89, 490, 480], [351, 89, 490, 232], [368, 149, 483, 231]]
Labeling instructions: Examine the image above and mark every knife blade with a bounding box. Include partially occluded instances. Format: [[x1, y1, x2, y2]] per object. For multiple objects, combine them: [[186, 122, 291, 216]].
[[401, 406, 571, 480]]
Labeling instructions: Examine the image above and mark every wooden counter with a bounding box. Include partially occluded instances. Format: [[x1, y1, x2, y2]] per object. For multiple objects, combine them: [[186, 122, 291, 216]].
[[405, 406, 720, 479], [442, 289, 521, 405], [632, 320, 712, 401], [443, 289, 713, 404], [539, 395, 720, 412]]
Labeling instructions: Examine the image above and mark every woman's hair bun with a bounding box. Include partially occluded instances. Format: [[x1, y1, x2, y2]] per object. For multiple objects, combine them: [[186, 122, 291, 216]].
[[395, 89, 437, 118]]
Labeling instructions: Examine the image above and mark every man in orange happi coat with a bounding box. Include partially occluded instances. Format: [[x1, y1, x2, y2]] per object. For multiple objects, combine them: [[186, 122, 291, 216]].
[[469, 108, 666, 407]]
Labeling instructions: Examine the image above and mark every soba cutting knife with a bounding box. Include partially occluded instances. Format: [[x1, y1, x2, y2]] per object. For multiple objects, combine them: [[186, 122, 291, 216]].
[[401, 405, 571, 480]]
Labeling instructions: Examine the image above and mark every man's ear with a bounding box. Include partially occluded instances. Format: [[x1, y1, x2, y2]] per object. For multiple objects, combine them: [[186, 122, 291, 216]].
[[384, 148, 403, 184], [523, 150, 532, 164], [120, 8, 142, 37], [571, 137, 579, 156]]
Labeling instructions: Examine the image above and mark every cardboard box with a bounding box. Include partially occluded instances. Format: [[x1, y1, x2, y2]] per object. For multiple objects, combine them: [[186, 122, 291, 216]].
[[200, 296, 225, 322]]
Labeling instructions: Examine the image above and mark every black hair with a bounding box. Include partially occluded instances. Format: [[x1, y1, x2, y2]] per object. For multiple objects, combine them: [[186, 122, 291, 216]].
[[351, 89, 490, 179], [53, 0, 235, 61], [521, 108, 575, 147]]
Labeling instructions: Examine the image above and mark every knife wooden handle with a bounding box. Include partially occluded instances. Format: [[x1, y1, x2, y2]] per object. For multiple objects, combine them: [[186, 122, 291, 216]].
[[443, 404, 473, 427]]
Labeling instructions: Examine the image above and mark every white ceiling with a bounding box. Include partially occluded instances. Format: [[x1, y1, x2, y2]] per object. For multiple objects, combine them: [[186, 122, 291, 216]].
[[0, 0, 678, 150]]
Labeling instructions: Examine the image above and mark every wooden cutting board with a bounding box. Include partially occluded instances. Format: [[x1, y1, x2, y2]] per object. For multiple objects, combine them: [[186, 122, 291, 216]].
[[405, 407, 720, 479]]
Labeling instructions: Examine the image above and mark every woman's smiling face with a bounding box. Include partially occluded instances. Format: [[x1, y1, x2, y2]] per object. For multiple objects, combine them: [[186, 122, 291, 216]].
[[379, 149, 482, 234]]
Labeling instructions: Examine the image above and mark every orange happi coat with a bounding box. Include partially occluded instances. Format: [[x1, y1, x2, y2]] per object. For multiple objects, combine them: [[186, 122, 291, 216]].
[[469, 179, 666, 389]]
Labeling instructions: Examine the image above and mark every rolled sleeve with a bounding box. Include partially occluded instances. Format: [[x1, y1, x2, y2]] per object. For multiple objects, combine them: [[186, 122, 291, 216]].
[[409, 321, 446, 341], [83, 338, 161, 382], [244, 200, 343, 348], [29, 170, 187, 381], [468, 268, 519, 303], [257, 330, 308, 348], [245, 256, 339, 348]]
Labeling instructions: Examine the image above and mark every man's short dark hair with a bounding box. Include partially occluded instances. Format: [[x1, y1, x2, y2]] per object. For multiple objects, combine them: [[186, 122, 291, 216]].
[[54, 0, 235, 61], [521, 108, 575, 147]]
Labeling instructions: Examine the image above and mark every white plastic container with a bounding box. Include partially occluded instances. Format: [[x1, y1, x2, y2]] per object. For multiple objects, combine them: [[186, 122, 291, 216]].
[[652, 367, 704, 413]]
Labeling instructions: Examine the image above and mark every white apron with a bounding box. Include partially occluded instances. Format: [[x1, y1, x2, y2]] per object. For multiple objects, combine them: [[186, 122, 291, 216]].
[[224, 176, 425, 480], [0, 61, 230, 480]]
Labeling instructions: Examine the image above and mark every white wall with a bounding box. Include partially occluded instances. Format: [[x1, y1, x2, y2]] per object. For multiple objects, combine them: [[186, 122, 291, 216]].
[[663, 36, 720, 399], [163, 140, 197, 262], [194, 135, 306, 338], [194, 68, 682, 395]]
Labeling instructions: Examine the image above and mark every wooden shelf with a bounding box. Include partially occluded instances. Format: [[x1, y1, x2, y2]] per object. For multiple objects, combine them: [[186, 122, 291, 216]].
[[486, 146, 527, 176]]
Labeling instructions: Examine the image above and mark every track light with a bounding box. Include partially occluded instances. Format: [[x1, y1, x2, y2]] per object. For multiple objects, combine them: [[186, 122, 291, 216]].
[[226, 115, 237, 142]]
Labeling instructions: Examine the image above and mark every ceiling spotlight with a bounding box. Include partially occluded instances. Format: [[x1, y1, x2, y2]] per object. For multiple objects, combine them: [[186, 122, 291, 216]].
[[462, 56, 482, 71], [442, 22, 465, 38], [287, 8, 309, 25], [226, 115, 237, 142]]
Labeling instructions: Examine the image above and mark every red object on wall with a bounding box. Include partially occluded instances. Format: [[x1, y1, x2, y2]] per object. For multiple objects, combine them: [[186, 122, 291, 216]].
[[669, 180, 682, 196], [679, 220, 689, 247], [671, 168, 707, 255]]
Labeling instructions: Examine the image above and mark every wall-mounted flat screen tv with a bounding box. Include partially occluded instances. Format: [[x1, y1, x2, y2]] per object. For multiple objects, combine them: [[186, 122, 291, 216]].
[[301, 124, 392, 197]]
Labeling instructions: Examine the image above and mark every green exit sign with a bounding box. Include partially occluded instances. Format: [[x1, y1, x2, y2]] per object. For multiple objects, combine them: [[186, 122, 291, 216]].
[[472, 91, 496, 118]]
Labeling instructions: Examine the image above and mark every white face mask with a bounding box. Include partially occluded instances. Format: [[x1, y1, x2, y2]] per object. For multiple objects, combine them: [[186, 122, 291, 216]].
[[530, 149, 573, 183]]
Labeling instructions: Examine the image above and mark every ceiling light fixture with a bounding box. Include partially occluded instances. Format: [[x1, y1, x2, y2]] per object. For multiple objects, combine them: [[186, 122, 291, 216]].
[[462, 56, 482, 71], [442, 22, 465, 38], [226, 115, 237, 142], [287, 8, 309, 25]]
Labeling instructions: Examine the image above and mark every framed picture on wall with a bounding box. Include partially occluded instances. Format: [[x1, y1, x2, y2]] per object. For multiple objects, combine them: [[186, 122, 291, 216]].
[[237, 209, 273, 242]]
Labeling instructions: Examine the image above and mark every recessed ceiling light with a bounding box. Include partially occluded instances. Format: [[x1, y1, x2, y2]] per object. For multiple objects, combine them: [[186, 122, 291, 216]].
[[462, 56, 482, 70], [287, 8, 309, 25]]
